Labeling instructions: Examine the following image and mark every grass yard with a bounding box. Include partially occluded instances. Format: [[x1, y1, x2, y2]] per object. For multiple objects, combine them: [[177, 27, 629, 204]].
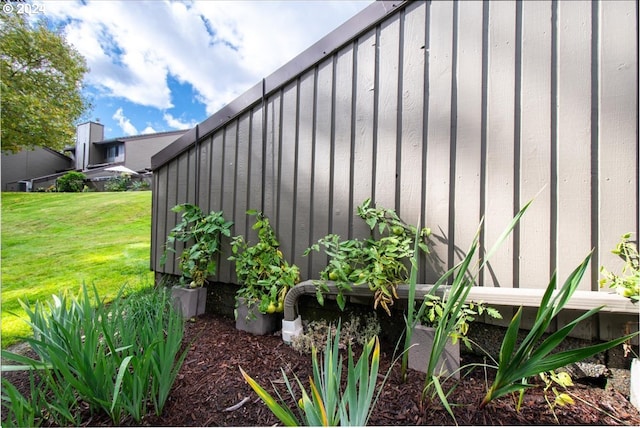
[[1, 191, 154, 347]]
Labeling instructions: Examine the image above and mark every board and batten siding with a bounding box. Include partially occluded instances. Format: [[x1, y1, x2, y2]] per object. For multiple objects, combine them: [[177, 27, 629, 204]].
[[151, 0, 638, 296]]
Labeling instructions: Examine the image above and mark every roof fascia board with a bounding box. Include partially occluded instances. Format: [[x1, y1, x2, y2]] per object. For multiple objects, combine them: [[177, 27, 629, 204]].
[[152, 0, 406, 170]]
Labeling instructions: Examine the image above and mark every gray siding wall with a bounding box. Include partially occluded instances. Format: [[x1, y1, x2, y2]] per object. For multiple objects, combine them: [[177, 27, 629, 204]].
[[123, 132, 185, 172], [1, 147, 72, 191], [151, 0, 638, 293]]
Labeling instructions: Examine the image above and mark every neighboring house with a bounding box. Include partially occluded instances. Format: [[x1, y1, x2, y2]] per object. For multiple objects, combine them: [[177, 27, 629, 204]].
[[67, 121, 187, 174], [1, 121, 187, 191], [1, 147, 74, 191]]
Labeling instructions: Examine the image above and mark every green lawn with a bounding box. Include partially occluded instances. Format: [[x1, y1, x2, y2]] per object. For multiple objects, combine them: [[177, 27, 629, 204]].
[[1, 191, 154, 347]]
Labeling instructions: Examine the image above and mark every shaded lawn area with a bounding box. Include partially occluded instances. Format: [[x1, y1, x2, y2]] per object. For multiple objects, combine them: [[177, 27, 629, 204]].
[[1, 192, 154, 347]]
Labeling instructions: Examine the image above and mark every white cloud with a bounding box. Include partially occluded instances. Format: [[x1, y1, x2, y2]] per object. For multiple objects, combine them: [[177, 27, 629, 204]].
[[45, 0, 373, 115], [112, 108, 138, 135], [141, 126, 157, 135], [163, 113, 197, 130]]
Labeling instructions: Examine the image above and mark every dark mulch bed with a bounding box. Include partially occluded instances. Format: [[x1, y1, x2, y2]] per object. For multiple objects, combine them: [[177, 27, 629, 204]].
[[3, 313, 640, 426]]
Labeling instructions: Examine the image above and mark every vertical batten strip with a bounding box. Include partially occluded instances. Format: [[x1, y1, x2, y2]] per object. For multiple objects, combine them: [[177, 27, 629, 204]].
[[447, 1, 459, 271], [348, 40, 358, 238], [479, 0, 490, 287], [292, 79, 301, 262], [589, 0, 600, 290], [395, 7, 405, 215], [550, 0, 559, 281], [420, 0, 432, 283], [329, 54, 337, 234], [512, 0, 523, 288]]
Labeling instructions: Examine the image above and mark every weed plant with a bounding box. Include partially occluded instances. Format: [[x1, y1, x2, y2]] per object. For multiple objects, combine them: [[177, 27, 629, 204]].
[[1, 284, 188, 426], [291, 313, 381, 354]]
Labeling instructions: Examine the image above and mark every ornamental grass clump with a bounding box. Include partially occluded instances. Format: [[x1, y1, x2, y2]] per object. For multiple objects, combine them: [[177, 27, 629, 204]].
[[240, 321, 393, 426], [480, 252, 639, 409], [1, 284, 188, 426]]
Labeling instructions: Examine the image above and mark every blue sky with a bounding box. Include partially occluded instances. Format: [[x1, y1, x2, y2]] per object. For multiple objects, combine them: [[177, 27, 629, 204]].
[[43, 0, 374, 139]]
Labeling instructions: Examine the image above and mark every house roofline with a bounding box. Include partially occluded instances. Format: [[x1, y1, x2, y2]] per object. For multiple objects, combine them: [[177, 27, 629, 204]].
[[100, 129, 187, 145], [151, 0, 406, 170], [41, 147, 73, 162]]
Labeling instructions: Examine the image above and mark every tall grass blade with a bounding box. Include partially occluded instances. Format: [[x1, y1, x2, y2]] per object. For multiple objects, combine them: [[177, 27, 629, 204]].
[[431, 375, 457, 425], [239, 367, 299, 426]]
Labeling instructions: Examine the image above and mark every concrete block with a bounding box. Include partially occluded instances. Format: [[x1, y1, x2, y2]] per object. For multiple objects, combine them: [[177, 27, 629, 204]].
[[171, 286, 207, 318], [236, 299, 280, 335], [408, 324, 460, 379]]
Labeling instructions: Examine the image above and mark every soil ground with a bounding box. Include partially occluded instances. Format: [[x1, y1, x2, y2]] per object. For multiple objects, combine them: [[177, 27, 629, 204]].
[[2, 312, 640, 426]]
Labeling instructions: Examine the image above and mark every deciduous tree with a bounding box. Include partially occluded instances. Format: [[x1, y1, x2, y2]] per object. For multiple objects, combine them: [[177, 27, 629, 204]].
[[1, 13, 90, 153]]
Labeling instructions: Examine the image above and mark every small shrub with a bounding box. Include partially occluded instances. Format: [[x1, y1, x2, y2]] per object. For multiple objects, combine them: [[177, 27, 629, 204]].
[[104, 173, 133, 191], [130, 179, 149, 191], [56, 171, 86, 192]]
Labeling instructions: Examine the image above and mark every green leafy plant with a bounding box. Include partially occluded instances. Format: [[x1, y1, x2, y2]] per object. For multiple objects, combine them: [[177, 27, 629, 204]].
[[56, 171, 86, 192], [480, 252, 639, 408], [229, 210, 300, 316], [161, 203, 233, 288], [240, 321, 389, 426], [600, 232, 639, 302], [304, 198, 431, 315], [0, 285, 188, 426], [418, 295, 502, 350]]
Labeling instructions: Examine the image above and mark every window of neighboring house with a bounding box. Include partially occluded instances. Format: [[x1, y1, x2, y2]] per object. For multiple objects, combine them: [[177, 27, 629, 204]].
[[106, 144, 124, 163]]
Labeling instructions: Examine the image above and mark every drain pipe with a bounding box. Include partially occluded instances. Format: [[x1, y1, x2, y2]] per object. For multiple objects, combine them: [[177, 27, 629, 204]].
[[281, 280, 444, 343]]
